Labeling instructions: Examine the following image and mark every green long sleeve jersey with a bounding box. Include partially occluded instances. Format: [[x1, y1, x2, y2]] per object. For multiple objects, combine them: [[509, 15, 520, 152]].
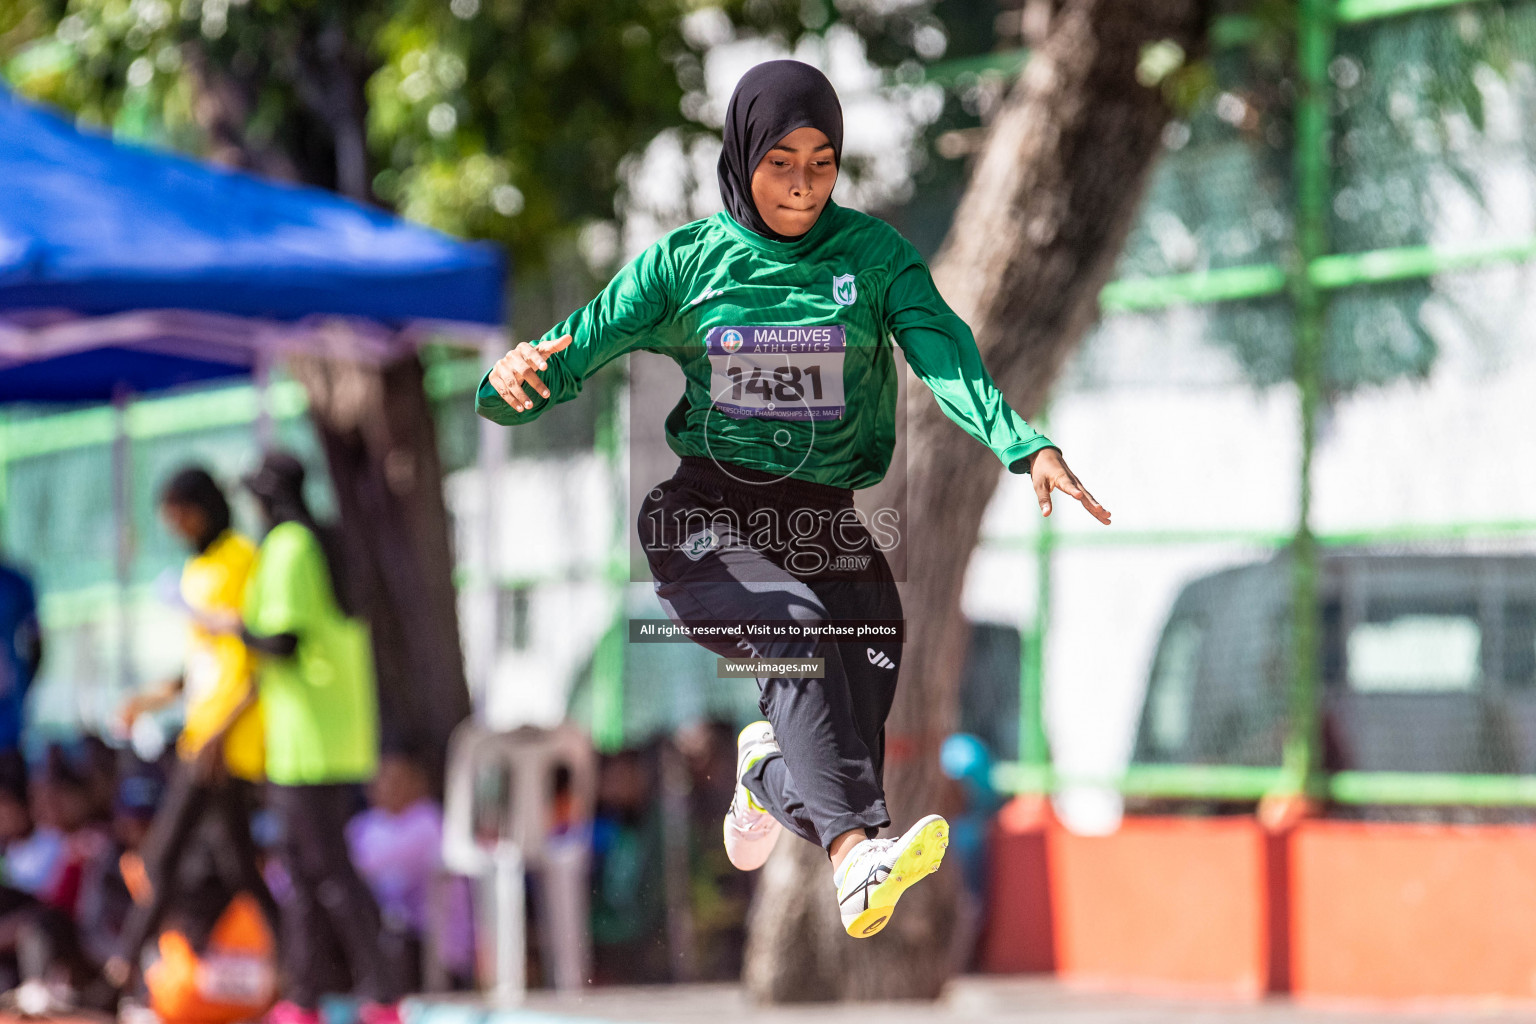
[[475, 200, 1055, 491]]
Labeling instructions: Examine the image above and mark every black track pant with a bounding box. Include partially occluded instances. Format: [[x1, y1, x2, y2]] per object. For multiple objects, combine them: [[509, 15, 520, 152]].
[[269, 783, 401, 1008], [118, 763, 280, 963], [638, 457, 904, 851]]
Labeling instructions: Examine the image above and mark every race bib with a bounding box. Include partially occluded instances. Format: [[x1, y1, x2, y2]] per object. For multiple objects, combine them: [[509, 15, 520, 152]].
[[706, 325, 845, 421]]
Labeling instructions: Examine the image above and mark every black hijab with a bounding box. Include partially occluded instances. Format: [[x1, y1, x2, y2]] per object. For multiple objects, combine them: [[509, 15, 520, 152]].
[[717, 60, 844, 242]]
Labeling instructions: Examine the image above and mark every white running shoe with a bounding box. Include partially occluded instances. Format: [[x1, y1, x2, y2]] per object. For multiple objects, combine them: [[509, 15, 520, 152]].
[[835, 813, 949, 938], [723, 721, 783, 871]]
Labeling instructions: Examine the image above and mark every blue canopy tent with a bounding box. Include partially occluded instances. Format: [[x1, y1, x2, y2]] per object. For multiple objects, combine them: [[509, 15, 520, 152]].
[[0, 86, 505, 402], [0, 86, 507, 726]]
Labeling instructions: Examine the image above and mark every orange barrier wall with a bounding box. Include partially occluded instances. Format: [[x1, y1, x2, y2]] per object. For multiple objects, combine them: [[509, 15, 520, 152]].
[[1047, 816, 1272, 998], [1290, 820, 1536, 1003], [978, 797, 1055, 974]]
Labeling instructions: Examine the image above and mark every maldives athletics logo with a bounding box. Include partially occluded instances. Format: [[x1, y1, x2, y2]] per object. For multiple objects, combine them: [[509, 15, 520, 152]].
[[720, 328, 745, 354], [832, 273, 857, 306]]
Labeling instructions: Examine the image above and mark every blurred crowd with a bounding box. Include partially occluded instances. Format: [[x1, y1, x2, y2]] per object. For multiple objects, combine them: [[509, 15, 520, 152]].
[[0, 454, 476, 1024], [0, 734, 472, 1018], [0, 453, 1011, 1021]]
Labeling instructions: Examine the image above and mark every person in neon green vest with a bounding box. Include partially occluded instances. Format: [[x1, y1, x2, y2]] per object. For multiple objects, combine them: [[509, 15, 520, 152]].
[[239, 452, 401, 1024]]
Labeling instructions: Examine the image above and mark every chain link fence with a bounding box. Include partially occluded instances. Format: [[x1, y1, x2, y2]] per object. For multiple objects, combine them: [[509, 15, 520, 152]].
[[982, 0, 1536, 829]]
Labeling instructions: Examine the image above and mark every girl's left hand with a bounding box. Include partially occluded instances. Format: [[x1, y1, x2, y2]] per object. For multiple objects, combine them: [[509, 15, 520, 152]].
[[1028, 448, 1111, 525]]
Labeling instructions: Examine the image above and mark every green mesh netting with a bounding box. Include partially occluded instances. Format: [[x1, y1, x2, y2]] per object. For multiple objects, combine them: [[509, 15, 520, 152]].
[[1089, 0, 1536, 800], [1115, 49, 1293, 280], [1065, 296, 1294, 390], [1331, 1, 1536, 255], [4, 443, 115, 594]]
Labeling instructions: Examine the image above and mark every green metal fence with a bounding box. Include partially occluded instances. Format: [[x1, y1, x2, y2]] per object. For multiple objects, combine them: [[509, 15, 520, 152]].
[[994, 0, 1536, 811]]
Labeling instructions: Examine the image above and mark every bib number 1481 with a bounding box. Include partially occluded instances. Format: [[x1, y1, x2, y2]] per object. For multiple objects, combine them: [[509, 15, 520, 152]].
[[724, 364, 824, 403]]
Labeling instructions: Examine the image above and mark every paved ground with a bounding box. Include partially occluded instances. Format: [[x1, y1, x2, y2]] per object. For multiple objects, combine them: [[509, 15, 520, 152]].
[[410, 978, 1536, 1024], [6, 977, 1534, 1023]]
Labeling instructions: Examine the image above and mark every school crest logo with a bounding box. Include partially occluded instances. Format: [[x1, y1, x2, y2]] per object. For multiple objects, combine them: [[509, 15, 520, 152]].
[[832, 273, 858, 306], [720, 329, 744, 354], [681, 527, 721, 561]]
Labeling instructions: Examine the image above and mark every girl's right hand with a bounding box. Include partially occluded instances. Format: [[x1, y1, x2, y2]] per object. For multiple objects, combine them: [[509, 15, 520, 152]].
[[490, 335, 573, 412]]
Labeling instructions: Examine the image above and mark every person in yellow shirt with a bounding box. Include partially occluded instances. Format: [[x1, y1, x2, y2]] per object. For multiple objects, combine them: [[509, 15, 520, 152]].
[[108, 467, 280, 989]]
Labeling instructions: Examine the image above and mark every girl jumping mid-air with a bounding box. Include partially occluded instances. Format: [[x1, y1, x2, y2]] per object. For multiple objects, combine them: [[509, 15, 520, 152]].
[[478, 60, 1109, 938]]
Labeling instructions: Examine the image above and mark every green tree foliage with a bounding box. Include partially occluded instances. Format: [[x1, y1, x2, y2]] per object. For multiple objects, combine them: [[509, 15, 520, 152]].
[[0, 0, 963, 276], [1113, 1, 1523, 398]]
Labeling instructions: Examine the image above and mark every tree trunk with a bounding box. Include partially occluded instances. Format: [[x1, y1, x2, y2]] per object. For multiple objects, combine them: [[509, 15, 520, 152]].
[[290, 343, 473, 789], [743, 0, 1211, 1001], [175, 32, 460, 778], [182, 46, 302, 184]]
